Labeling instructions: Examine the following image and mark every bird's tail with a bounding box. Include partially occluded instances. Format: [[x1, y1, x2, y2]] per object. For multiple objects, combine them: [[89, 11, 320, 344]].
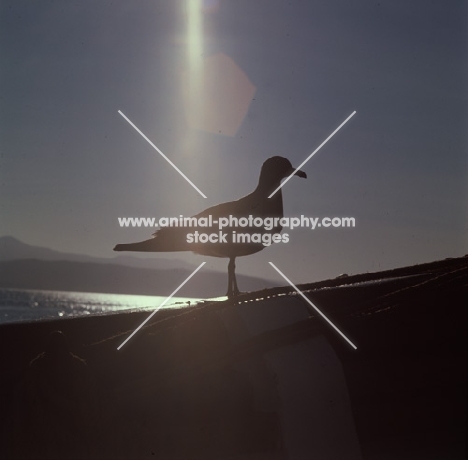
[[113, 229, 190, 253], [114, 240, 158, 252]]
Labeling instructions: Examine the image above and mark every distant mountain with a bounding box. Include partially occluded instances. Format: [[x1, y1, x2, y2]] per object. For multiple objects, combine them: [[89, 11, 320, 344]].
[[0, 259, 274, 297], [0, 236, 275, 296], [0, 236, 196, 271]]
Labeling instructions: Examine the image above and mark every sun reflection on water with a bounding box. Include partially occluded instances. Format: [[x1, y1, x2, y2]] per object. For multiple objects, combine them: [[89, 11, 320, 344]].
[[0, 288, 201, 324]]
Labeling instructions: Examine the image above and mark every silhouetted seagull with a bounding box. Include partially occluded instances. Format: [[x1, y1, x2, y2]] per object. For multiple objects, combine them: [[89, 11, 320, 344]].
[[114, 156, 306, 298]]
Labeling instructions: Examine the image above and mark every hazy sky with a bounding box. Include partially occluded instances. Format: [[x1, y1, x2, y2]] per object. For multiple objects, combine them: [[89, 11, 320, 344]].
[[1, 0, 467, 284]]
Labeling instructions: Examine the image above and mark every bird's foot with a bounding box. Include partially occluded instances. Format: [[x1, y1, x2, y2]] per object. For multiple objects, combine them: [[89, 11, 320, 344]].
[[226, 288, 241, 299]]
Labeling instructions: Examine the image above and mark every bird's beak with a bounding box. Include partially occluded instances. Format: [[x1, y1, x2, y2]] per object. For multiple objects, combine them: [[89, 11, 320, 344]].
[[294, 169, 307, 179]]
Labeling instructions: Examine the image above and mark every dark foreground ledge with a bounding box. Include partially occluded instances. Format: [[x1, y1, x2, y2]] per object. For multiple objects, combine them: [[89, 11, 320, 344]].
[[0, 256, 466, 459]]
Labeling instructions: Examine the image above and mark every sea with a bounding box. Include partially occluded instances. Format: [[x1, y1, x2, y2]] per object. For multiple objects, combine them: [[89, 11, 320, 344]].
[[0, 287, 205, 325]]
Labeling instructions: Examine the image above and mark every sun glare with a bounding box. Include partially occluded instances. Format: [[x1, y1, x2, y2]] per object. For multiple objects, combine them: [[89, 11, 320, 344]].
[[186, 0, 203, 123]]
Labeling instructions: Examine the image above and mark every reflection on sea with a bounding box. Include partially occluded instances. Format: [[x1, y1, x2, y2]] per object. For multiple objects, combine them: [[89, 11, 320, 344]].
[[0, 288, 203, 324]]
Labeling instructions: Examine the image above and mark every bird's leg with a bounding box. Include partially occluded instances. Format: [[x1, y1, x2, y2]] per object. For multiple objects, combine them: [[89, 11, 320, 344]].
[[226, 257, 240, 298], [226, 257, 234, 298], [232, 260, 240, 297]]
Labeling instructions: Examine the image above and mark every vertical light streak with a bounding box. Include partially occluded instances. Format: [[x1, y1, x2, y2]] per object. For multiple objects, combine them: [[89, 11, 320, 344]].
[[186, 0, 203, 124]]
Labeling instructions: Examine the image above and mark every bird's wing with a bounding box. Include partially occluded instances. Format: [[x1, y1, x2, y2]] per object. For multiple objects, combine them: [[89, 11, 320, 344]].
[[192, 192, 262, 219], [146, 193, 262, 252], [150, 195, 249, 238]]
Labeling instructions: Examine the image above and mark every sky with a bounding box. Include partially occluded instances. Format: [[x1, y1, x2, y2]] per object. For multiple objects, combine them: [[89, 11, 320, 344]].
[[1, 0, 467, 284]]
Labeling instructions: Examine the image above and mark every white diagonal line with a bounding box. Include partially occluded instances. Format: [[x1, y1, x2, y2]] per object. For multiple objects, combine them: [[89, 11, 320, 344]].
[[118, 110, 207, 199], [269, 111, 357, 198], [269, 262, 357, 350], [117, 262, 206, 350]]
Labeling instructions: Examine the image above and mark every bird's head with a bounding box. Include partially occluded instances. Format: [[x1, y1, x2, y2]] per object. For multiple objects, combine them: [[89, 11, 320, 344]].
[[258, 156, 307, 192]]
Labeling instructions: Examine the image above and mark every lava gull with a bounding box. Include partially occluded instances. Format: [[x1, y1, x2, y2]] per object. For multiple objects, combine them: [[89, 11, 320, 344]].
[[114, 156, 306, 298]]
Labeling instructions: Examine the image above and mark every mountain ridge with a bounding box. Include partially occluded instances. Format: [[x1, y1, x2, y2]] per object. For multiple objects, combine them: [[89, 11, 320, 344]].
[[0, 235, 197, 271], [0, 258, 274, 298]]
